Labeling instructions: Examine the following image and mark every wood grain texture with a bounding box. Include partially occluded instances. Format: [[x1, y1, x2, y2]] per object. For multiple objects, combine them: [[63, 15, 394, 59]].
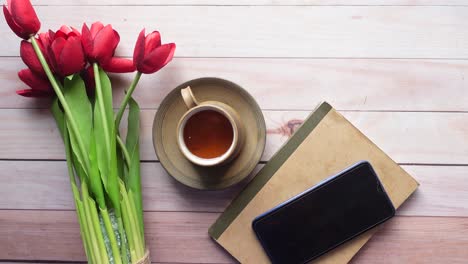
[[1, 2, 467, 263], [351, 216, 468, 264], [0, 263, 174, 264], [1, 6, 467, 58], [2, 58, 468, 111], [2, 160, 467, 217], [1, 109, 466, 164], [0, 210, 232, 263], [0, 263, 85, 264], [0, 160, 241, 213], [1, 210, 467, 263], [27, 0, 468, 6]]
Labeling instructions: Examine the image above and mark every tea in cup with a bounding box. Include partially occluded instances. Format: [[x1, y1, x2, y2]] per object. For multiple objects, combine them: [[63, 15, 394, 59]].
[[177, 86, 244, 166]]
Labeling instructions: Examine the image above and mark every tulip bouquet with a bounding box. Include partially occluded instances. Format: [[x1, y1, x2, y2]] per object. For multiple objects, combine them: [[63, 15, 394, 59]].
[[4, 0, 175, 263]]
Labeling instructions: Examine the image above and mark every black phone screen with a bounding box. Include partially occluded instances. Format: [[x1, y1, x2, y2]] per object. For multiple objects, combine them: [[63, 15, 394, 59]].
[[252, 161, 395, 264]]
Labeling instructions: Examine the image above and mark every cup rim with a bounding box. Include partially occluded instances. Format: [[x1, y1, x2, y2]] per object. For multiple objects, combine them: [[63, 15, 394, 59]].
[[177, 104, 239, 166]]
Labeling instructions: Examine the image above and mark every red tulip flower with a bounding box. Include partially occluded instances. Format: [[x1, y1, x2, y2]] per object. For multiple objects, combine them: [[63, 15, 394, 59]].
[[20, 26, 81, 76], [3, 0, 40, 39], [133, 29, 176, 74], [20, 39, 45, 76], [82, 22, 135, 73], [46, 26, 86, 77], [16, 68, 53, 97]]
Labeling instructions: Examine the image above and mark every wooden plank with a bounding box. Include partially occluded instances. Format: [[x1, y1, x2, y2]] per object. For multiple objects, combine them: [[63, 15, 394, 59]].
[[0, 260, 166, 264], [0, 260, 172, 264], [1, 6, 467, 58], [0, 262, 170, 264], [25, 0, 468, 6], [0, 263, 86, 264], [351, 216, 468, 264], [0, 160, 242, 213], [27, 0, 468, 6], [2, 160, 468, 217], [0, 210, 233, 263], [339, 111, 468, 165], [3, 57, 468, 111], [0, 262, 175, 264], [1, 210, 467, 263], [0, 260, 170, 264], [396, 165, 468, 217], [0, 109, 466, 164]]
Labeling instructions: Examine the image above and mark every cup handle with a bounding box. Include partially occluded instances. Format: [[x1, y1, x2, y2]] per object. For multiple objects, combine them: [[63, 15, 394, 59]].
[[181, 86, 199, 109]]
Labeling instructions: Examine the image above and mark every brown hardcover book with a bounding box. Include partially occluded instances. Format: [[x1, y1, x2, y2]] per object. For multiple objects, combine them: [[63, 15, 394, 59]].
[[209, 102, 419, 263]]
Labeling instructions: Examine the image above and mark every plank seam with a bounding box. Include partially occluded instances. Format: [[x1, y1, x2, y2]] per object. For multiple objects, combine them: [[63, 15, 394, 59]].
[[3, 56, 468, 60], [1, 209, 467, 219], [0, 260, 85, 264], [1, 159, 468, 167], [28, 4, 468, 7], [1, 209, 468, 218], [2, 107, 468, 113]]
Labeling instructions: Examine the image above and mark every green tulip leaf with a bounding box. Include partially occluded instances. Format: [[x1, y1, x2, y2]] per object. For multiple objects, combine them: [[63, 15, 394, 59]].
[[94, 103, 108, 185], [108, 124, 121, 216], [94, 66, 115, 184], [93, 65, 121, 216], [51, 98, 65, 139], [51, 98, 84, 188], [63, 75, 92, 179], [125, 97, 143, 230], [89, 129, 106, 208]]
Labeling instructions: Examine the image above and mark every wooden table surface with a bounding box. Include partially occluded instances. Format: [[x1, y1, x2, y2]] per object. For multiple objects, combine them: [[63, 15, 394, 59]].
[[1, 0, 468, 263]]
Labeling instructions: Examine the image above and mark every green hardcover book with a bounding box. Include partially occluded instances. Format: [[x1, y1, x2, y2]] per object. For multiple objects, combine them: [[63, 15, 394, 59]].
[[209, 102, 419, 263]]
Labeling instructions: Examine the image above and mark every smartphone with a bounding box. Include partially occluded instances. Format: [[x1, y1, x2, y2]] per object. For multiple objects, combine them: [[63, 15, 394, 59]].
[[252, 161, 395, 264]]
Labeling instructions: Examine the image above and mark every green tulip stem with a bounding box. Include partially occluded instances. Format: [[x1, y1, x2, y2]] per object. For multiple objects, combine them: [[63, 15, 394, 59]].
[[120, 181, 144, 260], [101, 208, 122, 264], [92, 63, 125, 264], [117, 217, 130, 263], [116, 135, 131, 167], [93, 63, 112, 156], [63, 121, 94, 263], [82, 182, 106, 263], [115, 71, 142, 128], [88, 196, 110, 264], [29, 37, 90, 173]]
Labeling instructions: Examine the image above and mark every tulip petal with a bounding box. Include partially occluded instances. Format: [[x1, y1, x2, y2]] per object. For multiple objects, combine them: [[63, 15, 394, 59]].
[[140, 43, 176, 74], [55, 25, 70, 39], [20, 40, 45, 75], [18, 68, 52, 92], [81, 23, 94, 60], [144, 31, 161, 55], [133, 29, 146, 69], [48, 29, 55, 41], [58, 36, 85, 76], [60, 25, 71, 34], [102, 57, 136, 73], [50, 37, 66, 62], [46, 46, 58, 74], [16, 89, 51, 97], [3, 5, 28, 39], [48, 37, 66, 75], [70, 26, 81, 37], [90, 21, 104, 38], [93, 25, 120, 62], [37, 33, 52, 66], [10, 0, 40, 36], [38, 32, 49, 47]]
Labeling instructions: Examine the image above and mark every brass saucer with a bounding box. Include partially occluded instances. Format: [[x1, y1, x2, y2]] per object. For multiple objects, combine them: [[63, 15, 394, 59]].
[[152, 77, 266, 190]]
